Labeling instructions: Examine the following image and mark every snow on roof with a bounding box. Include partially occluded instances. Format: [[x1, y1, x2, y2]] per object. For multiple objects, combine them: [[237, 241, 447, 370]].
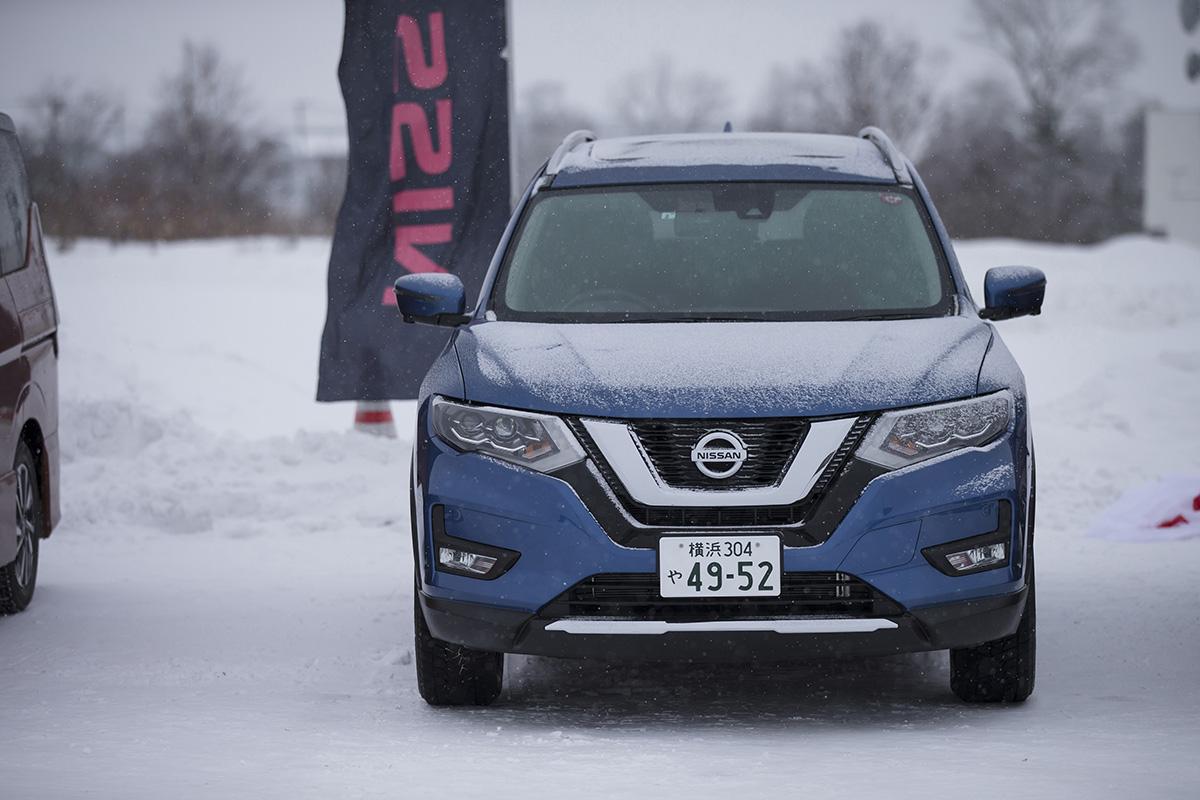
[[551, 132, 898, 186]]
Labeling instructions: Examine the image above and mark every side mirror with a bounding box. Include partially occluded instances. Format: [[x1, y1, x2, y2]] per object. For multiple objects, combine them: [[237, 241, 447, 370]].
[[980, 266, 1046, 321], [393, 273, 470, 327]]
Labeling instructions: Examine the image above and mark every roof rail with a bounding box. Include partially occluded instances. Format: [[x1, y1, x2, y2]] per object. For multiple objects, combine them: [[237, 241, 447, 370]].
[[0, 112, 14, 134], [545, 129, 596, 175], [858, 126, 912, 185]]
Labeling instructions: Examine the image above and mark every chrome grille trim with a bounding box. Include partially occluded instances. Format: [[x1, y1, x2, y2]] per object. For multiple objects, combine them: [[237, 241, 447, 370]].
[[579, 416, 859, 508]]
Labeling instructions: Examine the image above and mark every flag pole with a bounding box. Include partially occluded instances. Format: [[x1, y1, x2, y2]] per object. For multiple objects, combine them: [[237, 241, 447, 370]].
[[505, 0, 518, 210]]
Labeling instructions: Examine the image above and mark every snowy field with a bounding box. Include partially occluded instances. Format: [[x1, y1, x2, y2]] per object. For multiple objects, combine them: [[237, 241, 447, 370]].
[[1, 235, 1199, 798]]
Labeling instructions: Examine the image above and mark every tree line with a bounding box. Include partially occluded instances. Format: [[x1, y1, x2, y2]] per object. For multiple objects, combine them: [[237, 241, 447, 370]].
[[20, 0, 1146, 246]]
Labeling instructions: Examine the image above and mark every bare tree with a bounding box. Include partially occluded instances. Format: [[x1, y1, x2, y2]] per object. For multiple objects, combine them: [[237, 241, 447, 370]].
[[19, 83, 124, 245], [610, 57, 731, 135], [921, 90, 1144, 243], [513, 82, 598, 186], [951, 0, 1141, 241], [918, 78, 1033, 238], [296, 155, 348, 235], [118, 42, 286, 240], [970, 0, 1138, 151], [751, 22, 938, 156]]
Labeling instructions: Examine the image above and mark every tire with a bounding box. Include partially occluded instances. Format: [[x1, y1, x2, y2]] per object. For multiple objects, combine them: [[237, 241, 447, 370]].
[[413, 595, 504, 707], [950, 549, 1036, 703], [0, 443, 41, 615]]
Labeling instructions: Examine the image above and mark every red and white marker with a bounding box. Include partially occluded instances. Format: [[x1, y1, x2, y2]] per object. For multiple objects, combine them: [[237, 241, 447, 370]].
[[354, 401, 397, 438]]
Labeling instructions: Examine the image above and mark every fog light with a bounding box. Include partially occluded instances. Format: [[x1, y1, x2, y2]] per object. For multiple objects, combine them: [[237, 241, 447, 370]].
[[438, 547, 498, 575], [920, 502, 1014, 577], [946, 542, 1006, 572], [429, 505, 520, 580]]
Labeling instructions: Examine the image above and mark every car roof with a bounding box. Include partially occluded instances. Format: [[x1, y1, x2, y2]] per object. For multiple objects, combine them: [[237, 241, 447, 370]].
[[0, 113, 15, 135], [548, 132, 902, 188]]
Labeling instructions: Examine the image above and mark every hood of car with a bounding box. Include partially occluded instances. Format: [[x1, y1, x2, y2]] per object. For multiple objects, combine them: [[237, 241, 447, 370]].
[[453, 317, 994, 419]]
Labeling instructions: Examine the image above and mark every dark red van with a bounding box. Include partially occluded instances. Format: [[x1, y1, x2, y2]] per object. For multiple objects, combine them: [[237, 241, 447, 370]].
[[0, 112, 60, 613]]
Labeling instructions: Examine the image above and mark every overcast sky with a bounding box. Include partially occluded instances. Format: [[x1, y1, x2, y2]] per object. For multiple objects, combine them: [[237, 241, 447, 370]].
[[1, 0, 1196, 147]]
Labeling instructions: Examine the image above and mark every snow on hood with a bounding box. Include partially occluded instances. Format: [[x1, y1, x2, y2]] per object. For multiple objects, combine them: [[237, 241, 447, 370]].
[[454, 317, 994, 419]]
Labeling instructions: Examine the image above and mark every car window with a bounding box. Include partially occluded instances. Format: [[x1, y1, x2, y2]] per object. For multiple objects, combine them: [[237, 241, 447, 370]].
[[0, 131, 30, 275], [494, 183, 953, 322]]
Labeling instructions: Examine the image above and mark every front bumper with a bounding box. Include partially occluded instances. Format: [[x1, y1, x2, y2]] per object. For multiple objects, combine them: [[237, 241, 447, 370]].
[[413, 402, 1031, 658], [419, 587, 1029, 661]]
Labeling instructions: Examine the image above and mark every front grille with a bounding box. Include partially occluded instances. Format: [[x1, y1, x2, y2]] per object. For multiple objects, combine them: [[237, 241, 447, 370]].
[[628, 418, 808, 489], [540, 572, 903, 623], [567, 415, 875, 532]]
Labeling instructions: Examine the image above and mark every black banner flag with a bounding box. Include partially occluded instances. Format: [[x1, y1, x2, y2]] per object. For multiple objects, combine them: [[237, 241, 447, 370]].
[[318, 0, 510, 400]]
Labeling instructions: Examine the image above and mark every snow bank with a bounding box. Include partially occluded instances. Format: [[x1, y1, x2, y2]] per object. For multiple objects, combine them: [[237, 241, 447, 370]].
[[51, 238, 416, 538], [50, 237, 401, 438], [63, 395, 407, 536], [1087, 474, 1200, 541]]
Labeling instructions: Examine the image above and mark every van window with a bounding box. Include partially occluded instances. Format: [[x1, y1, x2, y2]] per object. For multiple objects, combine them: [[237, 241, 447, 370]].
[[0, 132, 30, 274]]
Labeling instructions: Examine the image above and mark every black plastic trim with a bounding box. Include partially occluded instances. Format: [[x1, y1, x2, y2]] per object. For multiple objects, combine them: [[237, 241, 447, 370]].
[[399, 311, 472, 327], [909, 587, 1027, 648], [627, 417, 809, 490], [431, 504, 521, 580], [538, 571, 904, 622], [920, 501, 1013, 577], [417, 584, 1028, 660]]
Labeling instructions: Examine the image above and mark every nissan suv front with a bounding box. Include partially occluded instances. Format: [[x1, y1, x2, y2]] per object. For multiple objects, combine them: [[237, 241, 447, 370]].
[[396, 129, 1045, 707]]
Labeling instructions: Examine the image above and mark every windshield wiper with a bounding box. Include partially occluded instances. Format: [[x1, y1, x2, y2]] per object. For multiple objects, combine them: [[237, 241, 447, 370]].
[[837, 312, 938, 321]]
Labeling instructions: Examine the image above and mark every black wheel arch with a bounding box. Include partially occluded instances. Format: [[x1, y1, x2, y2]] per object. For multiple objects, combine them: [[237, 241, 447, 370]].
[[18, 419, 52, 539]]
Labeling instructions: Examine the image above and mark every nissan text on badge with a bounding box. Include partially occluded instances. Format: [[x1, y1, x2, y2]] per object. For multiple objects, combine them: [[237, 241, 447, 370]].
[[394, 128, 1046, 707]]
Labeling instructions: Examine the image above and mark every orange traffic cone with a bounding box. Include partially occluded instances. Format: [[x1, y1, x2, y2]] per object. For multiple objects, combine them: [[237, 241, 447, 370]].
[[354, 401, 397, 438]]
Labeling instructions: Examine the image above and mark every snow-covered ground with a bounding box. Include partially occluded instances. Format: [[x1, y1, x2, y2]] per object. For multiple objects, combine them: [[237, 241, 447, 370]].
[[1, 235, 1198, 798]]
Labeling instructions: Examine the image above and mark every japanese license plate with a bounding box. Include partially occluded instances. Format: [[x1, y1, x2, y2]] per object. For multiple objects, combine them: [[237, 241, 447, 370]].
[[658, 535, 781, 598]]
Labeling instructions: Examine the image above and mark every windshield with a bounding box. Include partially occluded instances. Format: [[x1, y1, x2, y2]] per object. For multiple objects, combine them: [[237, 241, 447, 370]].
[[492, 183, 954, 322]]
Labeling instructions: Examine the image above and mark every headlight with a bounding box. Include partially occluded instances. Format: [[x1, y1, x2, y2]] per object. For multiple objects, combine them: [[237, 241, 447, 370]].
[[431, 397, 585, 473], [856, 391, 1013, 470]]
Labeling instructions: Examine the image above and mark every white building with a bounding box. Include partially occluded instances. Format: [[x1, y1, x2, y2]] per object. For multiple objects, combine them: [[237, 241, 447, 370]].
[[1144, 110, 1200, 246]]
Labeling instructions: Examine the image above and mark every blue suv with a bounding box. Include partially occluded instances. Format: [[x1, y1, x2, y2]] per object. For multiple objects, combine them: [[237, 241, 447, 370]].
[[396, 129, 1045, 707]]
